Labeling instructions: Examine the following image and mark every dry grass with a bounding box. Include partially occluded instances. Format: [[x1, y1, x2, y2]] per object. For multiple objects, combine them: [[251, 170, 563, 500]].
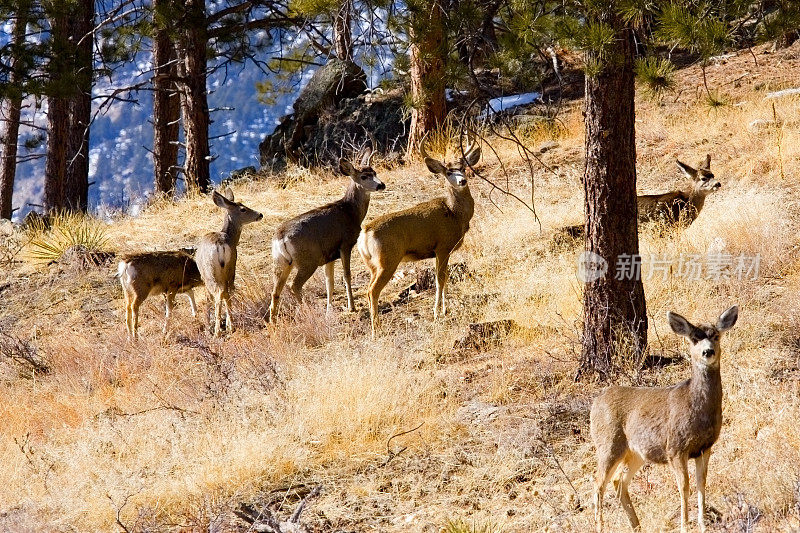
[[2, 45, 800, 531]]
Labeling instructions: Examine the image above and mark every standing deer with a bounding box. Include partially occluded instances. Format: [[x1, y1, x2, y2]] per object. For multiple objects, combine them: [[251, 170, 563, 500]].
[[590, 306, 739, 533], [196, 188, 263, 336], [357, 138, 481, 337], [117, 249, 203, 339], [554, 155, 721, 242], [267, 147, 385, 322]]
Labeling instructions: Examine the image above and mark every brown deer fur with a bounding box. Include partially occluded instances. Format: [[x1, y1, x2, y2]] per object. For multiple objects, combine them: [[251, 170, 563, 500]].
[[117, 250, 203, 338], [590, 306, 739, 533]]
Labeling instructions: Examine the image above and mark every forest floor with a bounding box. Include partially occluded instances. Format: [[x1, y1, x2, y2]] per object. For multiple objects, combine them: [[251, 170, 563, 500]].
[[2, 42, 800, 532]]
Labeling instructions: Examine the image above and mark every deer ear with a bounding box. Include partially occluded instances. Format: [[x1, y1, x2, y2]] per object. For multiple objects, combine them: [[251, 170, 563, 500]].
[[339, 158, 356, 176], [717, 306, 738, 332], [424, 157, 447, 176], [222, 187, 234, 201], [462, 145, 481, 168], [212, 190, 230, 208], [698, 154, 711, 170], [668, 311, 696, 338], [676, 160, 697, 179]]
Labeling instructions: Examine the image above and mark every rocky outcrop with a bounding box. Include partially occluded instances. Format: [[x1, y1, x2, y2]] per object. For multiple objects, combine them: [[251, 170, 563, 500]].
[[259, 60, 408, 170]]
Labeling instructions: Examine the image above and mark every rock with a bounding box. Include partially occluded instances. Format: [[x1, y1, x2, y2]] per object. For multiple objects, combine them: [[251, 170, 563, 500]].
[[764, 87, 800, 99], [259, 86, 408, 171], [537, 140, 559, 153], [457, 400, 500, 424], [453, 319, 518, 352], [260, 58, 368, 168], [747, 119, 780, 131]]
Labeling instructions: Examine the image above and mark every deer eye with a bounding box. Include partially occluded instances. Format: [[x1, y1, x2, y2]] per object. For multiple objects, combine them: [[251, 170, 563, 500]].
[[240, 207, 246, 212]]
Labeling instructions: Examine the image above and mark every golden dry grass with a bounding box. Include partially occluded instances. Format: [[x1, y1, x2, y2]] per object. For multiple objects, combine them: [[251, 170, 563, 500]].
[[1, 46, 800, 531]]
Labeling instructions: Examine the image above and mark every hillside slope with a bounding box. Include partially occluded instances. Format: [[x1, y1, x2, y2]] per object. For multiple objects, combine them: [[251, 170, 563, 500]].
[[1, 43, 800, 532]]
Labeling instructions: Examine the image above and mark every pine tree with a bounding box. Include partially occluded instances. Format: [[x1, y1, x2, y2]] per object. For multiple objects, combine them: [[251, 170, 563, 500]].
[[0, 1, 30, 220]]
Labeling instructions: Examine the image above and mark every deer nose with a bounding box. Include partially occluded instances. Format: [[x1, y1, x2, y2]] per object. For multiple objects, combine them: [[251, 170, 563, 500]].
[[702, 348, 715, 358], [458, 178, 467, 186], [257, 213, 264, 220], [713, 182, 721, 189], [377, 182, 385, 191]]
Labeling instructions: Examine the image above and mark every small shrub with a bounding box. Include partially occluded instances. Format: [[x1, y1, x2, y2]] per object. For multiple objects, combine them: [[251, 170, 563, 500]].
[[444, 518, 503, 533], [26, 212, 110, 266]]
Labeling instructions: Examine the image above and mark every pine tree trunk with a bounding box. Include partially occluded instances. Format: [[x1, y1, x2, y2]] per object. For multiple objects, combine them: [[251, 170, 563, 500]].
[[64, 0, 93, 212], [580, 8, 647, 377], [153, 0, 180, 197], [44, 7, 71, 213], [405, 1, 447, 160], [176, 0, 211, 194], [0, 4, 28, 220], [332, 0, 353, 61]]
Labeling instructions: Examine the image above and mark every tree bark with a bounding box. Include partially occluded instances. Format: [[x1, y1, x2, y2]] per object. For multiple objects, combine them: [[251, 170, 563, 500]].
[[0, 3, 29, 220], [405, 0, 447, 160], [64, 0, 94, 212], [580, 7, 647, 377], [153, 0, 181, 197], [332, 0, 353, 61], [176, 0, 211, 194], [44, 6, 71, 213]]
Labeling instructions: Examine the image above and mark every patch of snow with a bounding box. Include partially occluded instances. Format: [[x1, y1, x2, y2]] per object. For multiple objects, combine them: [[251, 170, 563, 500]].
[[481, 92, 541, 117]]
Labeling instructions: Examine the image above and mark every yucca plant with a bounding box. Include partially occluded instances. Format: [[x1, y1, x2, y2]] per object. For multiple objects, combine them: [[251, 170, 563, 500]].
[[26, 212, 110, 266]]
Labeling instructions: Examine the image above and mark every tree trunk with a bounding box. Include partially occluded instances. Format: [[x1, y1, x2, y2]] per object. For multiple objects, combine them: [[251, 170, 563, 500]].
[[153, 0, 180, 197], [44, 6, 71, 213], [64, 0, 94, 212], [332, 0, 353, 61], [0, 4, 29, 220], [176, 0, 211, 194], [405, 0, 447, 160], [580, 7, 647, 377]]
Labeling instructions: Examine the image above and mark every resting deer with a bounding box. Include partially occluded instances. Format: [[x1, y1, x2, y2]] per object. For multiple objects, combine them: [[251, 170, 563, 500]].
[[117, 249, 203, 339], [268, 146, 385, 322], [590, 305, 739, 533], [638, 154, 720, 224], [196, 188, 263, 336], [554, 155, 720, 242], [357, 137, 481, 337]]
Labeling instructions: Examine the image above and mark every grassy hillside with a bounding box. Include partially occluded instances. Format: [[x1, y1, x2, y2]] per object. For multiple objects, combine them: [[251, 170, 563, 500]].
[[1, 43, 800, 532]]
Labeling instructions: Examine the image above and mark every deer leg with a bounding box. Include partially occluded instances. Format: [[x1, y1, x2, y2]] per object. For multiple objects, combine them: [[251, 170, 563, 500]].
[[131, 296, 142, 340], [434, 254, 450, 320], [616, 453, 644, 531], [186, 289, 198, 317], [223, 291, 234, 334], [124, 293, 133, 338], [368, 267, 395, 338], [290, 263, 317, 304], [340, 249, 355, 312], [670, 455, 690, 533], [594, 452, 625, 533], [269, 260, 292, 323], [213, 292, 223, 337], [164, 293, 175, 333], [324, 261, 335, 313], [695, 450, 711, 532]]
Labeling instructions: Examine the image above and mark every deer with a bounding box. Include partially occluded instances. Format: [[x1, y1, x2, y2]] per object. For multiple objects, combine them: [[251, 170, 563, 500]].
[[267, 144, 385, 322], [638, 154, 720, 224], [117, 249, 203, 339], [554, 155, 721, 243], [196, 187, 263, 336], [590, 305, 739, 533], [357, 137, 481, 337]]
